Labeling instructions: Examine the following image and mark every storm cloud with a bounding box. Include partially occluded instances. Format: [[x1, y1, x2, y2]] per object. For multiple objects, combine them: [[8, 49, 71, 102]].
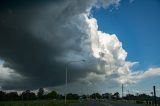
[[0, 0, 94, 89], [0, 0, 142, 91]]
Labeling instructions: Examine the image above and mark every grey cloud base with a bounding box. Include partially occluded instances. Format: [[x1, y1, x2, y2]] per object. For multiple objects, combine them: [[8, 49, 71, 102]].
[[0, 0, 95, 90]]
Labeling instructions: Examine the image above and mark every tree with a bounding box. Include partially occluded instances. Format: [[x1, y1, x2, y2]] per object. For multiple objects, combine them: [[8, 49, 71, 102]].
[[90, 93, 101, 99], [47, 90, 58, 99], [102, 93, 110, 99], [7, 92, 19, 101], [82, 95, 87, 99], [114, 92, 120, 100], [0, 91, 6, 101], [125, 94, 135, 100], [37, 88, 44, 99], [21, 90, 36, 100], [67, 93, 79, 100]]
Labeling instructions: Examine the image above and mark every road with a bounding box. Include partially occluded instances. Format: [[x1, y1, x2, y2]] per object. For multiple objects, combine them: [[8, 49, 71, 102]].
[[73, 101, 105, 106], [72, 100, 146, 106]]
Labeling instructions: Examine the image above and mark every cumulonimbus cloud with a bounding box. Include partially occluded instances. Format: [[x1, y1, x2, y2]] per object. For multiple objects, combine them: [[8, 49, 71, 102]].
[[0, 0, 159, 91]]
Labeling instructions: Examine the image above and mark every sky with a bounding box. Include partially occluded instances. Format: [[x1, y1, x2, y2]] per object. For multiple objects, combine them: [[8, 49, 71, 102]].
[[0, 0, 160, 96], [92, 0, 160, 70], [91, 0, 160, 95]]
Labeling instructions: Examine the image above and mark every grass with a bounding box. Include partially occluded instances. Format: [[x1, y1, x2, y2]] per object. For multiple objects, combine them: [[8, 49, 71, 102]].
[[0, 100, 78, 106]]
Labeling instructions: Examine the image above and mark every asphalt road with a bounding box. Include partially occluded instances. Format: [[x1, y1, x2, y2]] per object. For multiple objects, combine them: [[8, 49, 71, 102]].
[[73, 101, 146, 106], [73, 101, 105, 106]]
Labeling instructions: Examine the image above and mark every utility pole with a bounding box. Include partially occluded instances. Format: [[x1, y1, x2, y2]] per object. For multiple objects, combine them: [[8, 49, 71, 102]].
[[153, 86, 157, 106], [122, 84, 124, 99]]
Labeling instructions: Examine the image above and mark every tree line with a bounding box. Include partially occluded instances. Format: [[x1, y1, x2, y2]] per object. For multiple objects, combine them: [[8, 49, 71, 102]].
[[0, 88, 160, 103], [0, 88, 59, 101], [0, 88, 84, 101], [0, 89, 120, 101]]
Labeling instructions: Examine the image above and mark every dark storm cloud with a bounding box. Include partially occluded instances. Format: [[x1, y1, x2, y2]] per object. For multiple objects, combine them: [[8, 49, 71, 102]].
[[0, 0, 95, 90], [0, 0, 134, 92]]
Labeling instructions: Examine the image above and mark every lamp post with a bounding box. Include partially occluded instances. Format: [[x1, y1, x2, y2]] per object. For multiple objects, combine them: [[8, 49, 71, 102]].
[[65, 60, 86, 104], [122, 84, 124, 100]]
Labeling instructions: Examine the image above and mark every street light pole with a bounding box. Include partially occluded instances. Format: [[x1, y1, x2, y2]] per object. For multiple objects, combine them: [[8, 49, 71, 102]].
[[65, 63, 68, 104], [122, 84, 124, 100], [65, 60, 85, 104]]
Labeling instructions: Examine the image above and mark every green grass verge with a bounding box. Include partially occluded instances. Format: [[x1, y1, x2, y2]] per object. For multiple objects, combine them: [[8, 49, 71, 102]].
[[0, 100, 78, 106]]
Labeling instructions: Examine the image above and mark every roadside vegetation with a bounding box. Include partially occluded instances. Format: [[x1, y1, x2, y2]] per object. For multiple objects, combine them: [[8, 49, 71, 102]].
[[0, 100, 77, 106], [0, 88, 160, 106]]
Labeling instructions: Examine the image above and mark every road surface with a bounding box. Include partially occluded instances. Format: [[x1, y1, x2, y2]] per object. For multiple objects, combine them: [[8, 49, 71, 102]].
[[72, 100, 146, 106], [73, 101, 105, 106]]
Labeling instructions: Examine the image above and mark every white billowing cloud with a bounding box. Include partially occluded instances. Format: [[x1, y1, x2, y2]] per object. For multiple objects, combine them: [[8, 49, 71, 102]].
[[85, 14, 127, 66], [78, 13, 135, 85], [115, 67, 160, 86], [134, 68, 160, 80], [94, 0, 121, 8], [0, 64, 19, 80], [0, 63, 23, 87], [78, 8, 160, 86]]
